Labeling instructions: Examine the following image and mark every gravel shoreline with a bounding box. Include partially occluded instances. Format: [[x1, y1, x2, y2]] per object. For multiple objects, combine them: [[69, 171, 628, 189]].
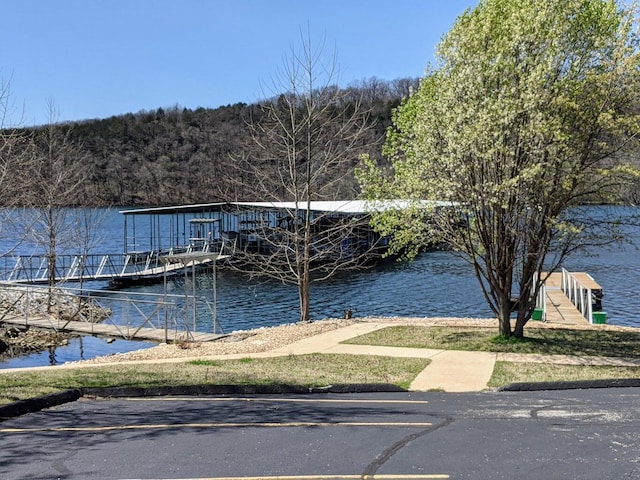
[[69, 315, 638, 366], [76, 318, 362, 364], [74, 317, 497, 365]]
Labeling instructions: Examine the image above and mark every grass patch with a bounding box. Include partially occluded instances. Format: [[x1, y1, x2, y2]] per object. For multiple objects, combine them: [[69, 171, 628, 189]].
[[187, 359, 222, 367], [490, 334, 529, 345], [489, 361, 640, 387], [343, 326, 640, 358], [0, 354, 430, 405], [4, 326, 639, 404]]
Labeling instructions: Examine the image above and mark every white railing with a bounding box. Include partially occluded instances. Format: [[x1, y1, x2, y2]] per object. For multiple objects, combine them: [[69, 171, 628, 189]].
[[0, 252, 168, 284], [0, 248, 227, 285], [561, 268, 594, 323], [530, 272, 547, 321], [536, 281, 546, 320], [0, 284, 224, 342]]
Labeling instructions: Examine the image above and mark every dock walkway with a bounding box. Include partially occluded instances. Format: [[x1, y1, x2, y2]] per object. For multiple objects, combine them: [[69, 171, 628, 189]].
[[0, 314, 223, 343], [1, 252, 227, 286], [542, 272, 602, 325]]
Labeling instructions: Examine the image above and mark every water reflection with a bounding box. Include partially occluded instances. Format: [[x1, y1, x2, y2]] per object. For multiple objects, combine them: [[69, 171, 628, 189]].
[[1, 335, 156, 369]]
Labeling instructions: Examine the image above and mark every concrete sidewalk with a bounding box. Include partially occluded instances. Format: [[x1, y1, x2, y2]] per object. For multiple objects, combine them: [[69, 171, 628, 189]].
[[255, 321, 640, 393], [266, 321, 498, 392]]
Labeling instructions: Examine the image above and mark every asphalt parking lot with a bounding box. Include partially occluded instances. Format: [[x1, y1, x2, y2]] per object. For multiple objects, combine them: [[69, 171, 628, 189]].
[[2, 388, 640, 479]]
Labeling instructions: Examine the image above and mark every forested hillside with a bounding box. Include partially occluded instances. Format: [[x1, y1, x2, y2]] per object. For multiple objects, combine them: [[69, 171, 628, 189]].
[[47, 77, 418, 207]]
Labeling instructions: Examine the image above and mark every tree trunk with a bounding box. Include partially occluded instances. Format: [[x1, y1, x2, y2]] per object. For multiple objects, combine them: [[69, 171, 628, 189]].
[[498, 295, 512, 337], [513, 317, 526, 338], [513, 292, 535, 338], [298, 266, 311, 323], [298, 210, 312, 323], [47, 208, 56, 313]]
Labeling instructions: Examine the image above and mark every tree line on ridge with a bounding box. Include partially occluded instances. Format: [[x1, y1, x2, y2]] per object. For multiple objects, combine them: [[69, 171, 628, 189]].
[[10, 77, 419, 207]]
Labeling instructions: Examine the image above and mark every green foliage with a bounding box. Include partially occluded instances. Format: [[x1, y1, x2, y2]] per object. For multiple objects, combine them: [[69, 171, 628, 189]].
[[359, 0, 640, 336]]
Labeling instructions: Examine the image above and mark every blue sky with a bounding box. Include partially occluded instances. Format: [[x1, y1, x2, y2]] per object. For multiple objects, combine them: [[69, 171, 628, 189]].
[[2, 0, 477, 126]]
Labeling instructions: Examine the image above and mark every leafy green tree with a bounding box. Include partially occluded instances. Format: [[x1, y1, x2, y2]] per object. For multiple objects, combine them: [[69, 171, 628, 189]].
[[359, 0, 640, 337]]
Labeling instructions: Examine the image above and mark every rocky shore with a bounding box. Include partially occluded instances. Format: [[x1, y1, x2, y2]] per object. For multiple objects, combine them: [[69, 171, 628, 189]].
[[0, 285, 111, 360], [70, 315, 640, 367], [74, 316, 499, 365], [0, 325, 73, 359], [73, 318, 360, 364]]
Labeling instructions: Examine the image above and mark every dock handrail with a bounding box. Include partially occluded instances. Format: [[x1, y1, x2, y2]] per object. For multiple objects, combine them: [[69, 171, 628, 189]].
[[536, 279, 546, 320], [561, 268, 594, 323], [0, 283, 224, 343], [0, 251, 219, 285]]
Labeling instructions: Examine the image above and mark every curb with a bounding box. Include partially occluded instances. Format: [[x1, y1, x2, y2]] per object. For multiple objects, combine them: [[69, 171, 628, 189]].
[[82, 383, 406, 398], [0, 383, 405, 421], [0, 389, 82, 421], [4, 379, 640, 420], [498, 378, 640, 392]]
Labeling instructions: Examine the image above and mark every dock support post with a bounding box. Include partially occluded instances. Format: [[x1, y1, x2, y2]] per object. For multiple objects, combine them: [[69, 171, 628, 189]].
[[184, 264, 189, 339], [213, 259, 217, 334], [163, 263, 168, 344], [192, 262, 197, 335]]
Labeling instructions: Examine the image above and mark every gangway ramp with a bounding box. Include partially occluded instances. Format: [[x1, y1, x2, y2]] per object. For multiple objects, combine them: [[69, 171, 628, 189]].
[[0, 251, 228, 287], [0, 285, 226, 345], [0, 314, 223, 343], [542, 271, 603, 325]]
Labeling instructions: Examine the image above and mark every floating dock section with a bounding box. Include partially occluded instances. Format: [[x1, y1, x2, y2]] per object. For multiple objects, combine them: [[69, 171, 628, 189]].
[[539, 269, 604, 324]]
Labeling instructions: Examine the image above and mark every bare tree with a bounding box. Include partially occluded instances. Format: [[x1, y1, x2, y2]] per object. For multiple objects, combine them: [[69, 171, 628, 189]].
[[0, 76, 34, 254], [23, 102, 88, 294], [71, 206, 110, 290], [231, 29, 377, 322]]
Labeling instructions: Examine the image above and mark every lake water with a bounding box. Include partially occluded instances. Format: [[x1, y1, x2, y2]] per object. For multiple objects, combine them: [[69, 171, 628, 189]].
[[1, 206, 639, 368]]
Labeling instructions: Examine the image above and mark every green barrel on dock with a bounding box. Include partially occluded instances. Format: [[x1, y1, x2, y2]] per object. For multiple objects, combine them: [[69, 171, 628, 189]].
[[531, 308, 544, 321], [592, 312, 607, 324]]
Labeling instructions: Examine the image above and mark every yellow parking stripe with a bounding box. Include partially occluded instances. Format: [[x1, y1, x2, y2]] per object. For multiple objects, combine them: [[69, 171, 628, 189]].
[[123, 397, 429, 405], [1, 421, 432, 434], [149, 476, 449, 479]]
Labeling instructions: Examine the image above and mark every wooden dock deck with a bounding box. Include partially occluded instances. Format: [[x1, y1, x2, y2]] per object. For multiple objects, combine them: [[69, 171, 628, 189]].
[[0, 315, 224, 343], [542, 272, 601, 325]]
